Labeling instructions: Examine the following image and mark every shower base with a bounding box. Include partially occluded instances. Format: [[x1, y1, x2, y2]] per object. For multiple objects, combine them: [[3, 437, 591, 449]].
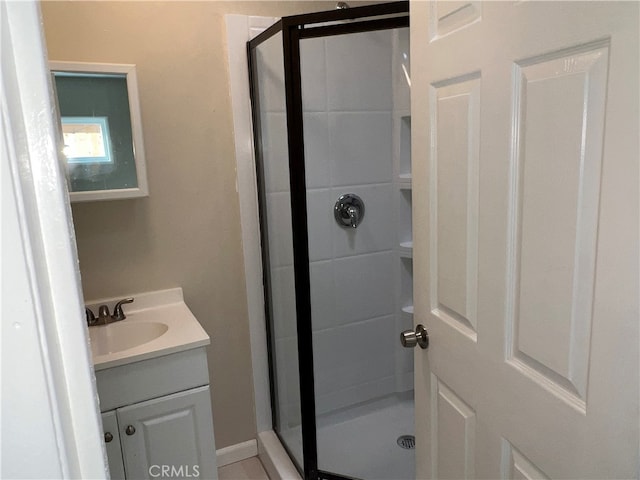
[[279, 393, 415, 480]]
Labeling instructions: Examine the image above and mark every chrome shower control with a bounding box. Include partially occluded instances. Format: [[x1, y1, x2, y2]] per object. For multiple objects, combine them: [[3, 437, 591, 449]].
[[334, 194, 365, 229], [400, 324, 429, 349]]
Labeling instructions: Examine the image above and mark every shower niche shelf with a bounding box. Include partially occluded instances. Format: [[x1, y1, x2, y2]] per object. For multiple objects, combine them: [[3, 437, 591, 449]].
[[401, 305, 414, 322], [399, 241, 413, 258], [398, 114, 411, 179], [397, 173, 412, 189], [393, 105, 413, 345], [400, 256, 414, 314], [398, 188, 413, 247]]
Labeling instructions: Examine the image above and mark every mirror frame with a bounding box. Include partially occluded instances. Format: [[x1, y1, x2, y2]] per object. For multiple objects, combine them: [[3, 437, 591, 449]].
[[50, 61, 149, 202]]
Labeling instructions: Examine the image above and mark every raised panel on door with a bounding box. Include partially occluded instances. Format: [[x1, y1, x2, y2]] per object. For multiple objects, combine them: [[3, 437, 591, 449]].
[[506, 42, 609, 409], [430, 73, 480, 339], [500, 440, 549, 480], [101, 411, 125, 480], [429, 1, 481, 41], [117, 386, 217, 480], [430, 375, 476, 480]]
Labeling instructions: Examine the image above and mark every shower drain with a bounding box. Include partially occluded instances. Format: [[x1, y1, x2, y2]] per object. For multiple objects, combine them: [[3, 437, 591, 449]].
[[397, 435, 415, 450]]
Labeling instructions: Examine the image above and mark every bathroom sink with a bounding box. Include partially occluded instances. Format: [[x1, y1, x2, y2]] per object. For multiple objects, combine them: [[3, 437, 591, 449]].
[[86, 288, 210, 370], [89, 321, 169, 356]]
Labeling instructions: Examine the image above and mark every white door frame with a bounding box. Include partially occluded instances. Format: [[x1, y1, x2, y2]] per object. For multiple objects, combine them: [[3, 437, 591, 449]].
[[224, 14, 276, 436], [1, 2, 106, 478], [225, 14, 303, 480]]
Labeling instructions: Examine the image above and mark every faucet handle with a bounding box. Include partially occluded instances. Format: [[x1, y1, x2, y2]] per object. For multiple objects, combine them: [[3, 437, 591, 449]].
[[98, 305, 110, 320], [113, 297, 134, 321], [86, 307, 97, 326], [347, 205, 360, 228]]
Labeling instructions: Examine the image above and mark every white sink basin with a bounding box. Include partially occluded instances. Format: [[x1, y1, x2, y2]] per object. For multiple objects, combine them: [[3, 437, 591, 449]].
[[86, 288, 210, 370], [89, 321, 169, 356]]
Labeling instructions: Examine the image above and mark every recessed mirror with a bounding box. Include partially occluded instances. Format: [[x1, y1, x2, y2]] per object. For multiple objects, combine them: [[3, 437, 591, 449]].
[[50, 62, 149, 202]]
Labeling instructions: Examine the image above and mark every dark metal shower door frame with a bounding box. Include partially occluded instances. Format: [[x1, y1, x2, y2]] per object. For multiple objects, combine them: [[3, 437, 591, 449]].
[[247, 3, 409, 479]]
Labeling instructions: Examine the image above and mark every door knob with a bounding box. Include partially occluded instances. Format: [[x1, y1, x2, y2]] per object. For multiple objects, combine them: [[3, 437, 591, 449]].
[[125, 425, 136, 436], [400, 324, 429, 349], [104, 432, 113, 443]]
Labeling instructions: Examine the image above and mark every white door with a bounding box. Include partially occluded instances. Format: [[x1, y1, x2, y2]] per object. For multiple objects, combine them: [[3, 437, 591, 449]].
[[118, 386, 217, 479], [411, 2, 638, 478]]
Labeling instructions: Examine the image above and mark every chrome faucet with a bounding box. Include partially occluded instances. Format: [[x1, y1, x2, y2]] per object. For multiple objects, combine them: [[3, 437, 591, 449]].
[[85, 297, 135, 326]]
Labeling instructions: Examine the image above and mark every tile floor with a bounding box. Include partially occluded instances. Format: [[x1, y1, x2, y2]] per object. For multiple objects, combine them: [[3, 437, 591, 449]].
[[218, 457, 269, 480]]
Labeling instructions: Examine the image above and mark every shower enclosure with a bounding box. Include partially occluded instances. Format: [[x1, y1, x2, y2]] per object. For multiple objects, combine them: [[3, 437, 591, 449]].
[[248, 3, 412, 479]]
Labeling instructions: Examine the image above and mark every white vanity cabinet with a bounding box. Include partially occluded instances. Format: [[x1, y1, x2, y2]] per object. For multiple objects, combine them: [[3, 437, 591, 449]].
[[96, 347, 217, 480]]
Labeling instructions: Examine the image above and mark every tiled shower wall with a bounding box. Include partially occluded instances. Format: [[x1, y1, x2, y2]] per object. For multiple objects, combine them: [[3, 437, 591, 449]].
[[261, 28, 412, 428], [300, 30, 412, 415]]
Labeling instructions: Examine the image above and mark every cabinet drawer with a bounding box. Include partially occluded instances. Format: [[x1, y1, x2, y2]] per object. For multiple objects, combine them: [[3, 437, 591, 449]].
[[96, 347, 209, 411]]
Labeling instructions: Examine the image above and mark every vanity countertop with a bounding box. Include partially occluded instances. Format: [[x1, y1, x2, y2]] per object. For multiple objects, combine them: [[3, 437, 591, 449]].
[[86, 288, 210, 371]]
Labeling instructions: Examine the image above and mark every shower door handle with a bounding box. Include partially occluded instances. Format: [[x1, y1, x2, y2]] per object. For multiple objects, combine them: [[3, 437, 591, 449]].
[[400, 324, 429, 349]]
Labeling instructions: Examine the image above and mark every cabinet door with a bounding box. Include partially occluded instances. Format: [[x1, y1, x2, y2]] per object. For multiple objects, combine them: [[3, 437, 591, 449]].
[[101, 411, 126, 480], [117, 386, 217, 480]]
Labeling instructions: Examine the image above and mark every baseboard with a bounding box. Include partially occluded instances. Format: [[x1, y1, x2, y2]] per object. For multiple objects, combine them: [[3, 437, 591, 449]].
[[216, 439, 258, 467], [258, 431, 301, 480]]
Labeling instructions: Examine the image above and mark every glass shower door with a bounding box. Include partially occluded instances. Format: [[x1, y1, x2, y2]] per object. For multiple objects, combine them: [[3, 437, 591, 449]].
[[250, 31, 304, 469], [300, 27, 414, 480], [248, 4, 411, 478]]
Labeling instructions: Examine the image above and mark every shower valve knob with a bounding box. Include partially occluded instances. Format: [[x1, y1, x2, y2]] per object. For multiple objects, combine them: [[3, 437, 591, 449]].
[[334, 193, 365, 229], [401, 324, 429, 349]]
